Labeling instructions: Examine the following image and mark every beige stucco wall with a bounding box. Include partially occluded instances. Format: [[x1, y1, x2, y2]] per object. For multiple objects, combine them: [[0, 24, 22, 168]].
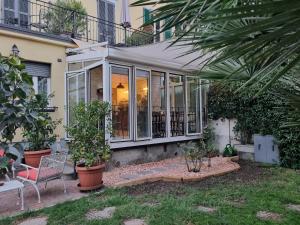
[[0, 30, 76, 142]]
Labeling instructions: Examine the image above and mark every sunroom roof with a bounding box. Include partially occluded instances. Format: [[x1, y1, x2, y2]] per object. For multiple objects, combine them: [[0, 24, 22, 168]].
[[69, 40, 208, 72]]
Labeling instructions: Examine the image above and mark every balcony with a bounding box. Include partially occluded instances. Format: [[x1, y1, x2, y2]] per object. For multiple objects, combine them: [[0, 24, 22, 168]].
[[0, 0, 154, 47]]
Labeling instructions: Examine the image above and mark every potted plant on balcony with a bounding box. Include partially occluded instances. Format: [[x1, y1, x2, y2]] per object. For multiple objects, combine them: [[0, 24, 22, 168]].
[[22, 94, 61, 168], [66, 100, 111, 191]]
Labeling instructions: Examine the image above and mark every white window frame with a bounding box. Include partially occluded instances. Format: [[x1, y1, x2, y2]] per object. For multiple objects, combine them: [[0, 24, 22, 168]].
[[134, 67, 152, 141], [109, 64, 133, 143], [151, 70, 168, 139], [185, 76, 202, 136], [168, 73, 186, 137], [32, 76, 51, 95]]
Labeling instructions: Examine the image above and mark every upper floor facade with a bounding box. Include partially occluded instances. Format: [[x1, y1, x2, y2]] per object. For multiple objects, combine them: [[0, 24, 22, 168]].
[[0, 0, 170, 46]]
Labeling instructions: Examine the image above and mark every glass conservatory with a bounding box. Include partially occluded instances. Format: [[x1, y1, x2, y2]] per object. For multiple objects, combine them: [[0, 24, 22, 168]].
[[65, 41, 208, 149]]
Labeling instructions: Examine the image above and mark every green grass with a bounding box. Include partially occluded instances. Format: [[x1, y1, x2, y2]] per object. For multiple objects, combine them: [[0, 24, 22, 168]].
[[1, 165, 300, 225]]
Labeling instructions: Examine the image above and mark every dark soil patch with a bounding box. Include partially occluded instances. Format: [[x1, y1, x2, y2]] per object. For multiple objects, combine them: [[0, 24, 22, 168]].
[[125, 160, 274, 196]]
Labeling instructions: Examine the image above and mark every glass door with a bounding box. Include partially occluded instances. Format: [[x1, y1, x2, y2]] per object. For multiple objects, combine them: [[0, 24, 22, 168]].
[[135, 69, 151, 140], [66, 70, 87, 127]]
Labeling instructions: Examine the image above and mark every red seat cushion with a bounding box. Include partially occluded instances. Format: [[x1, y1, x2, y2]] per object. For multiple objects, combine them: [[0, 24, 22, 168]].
[[17, 168, 60, 181], [17, 169, 38, 181]]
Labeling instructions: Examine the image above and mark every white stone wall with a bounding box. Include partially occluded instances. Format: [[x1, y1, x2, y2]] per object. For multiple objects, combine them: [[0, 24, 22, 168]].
[[210, 119, 240, 153]]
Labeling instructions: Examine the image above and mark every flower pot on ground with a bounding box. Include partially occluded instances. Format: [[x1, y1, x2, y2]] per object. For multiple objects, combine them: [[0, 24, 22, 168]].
[[22, 94, 61, 167], [23, 149, 52, 168], [66, 100, 111, 191]]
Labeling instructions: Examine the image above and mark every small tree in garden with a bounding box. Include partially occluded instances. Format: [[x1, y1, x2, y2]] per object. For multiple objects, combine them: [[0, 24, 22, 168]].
[[0, 55, 34, 143], [66, 100, 111, 167], [180, 140, 206, 172], [22, 94, 61, 151]]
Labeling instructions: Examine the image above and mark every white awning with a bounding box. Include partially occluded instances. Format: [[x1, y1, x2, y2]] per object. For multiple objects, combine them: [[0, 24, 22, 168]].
[[68, 40, 209, 72]]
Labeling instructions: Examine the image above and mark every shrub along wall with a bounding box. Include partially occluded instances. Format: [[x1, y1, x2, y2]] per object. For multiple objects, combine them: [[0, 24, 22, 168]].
[[208, 82, 300, 169]]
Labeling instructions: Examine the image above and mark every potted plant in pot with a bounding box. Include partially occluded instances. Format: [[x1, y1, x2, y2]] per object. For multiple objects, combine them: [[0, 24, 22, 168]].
[[66, 100, 111, 191], [22, 94, 61, 168]]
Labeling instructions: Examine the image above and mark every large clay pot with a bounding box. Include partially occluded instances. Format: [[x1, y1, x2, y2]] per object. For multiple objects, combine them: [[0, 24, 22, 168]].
[[76, 164, 105, 191], [24, 149, 52, 168]]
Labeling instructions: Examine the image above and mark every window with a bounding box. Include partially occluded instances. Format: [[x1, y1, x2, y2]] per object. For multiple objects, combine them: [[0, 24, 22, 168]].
[[164, 19, 172, 40], [111, 66, 130, 141], [98, 0, 115, 44], [151, 71, 166, 138], [24, 62, 51, 96], [143, 8, 151, 23], [169, 74, 185, 137], [136, 69, 150, 139], [4, 0, 29, 27], [186, 77, 201, 134]]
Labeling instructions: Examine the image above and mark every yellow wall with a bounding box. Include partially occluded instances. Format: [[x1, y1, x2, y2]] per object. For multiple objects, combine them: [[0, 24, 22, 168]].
[[0, 30, 76, 141]]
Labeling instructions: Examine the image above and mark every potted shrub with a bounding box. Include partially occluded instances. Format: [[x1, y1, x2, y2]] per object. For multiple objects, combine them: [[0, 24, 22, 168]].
[[22, 94, 61, 167], [0, 148, 17, 182], [66, 100, 111, 191]]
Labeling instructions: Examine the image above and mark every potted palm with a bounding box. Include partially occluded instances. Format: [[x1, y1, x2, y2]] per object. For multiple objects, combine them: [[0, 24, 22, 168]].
[[22, 94, 60, 167], [66, 100, 111, 191]]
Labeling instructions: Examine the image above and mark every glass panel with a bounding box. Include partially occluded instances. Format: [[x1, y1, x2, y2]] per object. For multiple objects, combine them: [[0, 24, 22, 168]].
[[68, 62, 83, 71], [67, 72, 86, 127], [4, 0, 14, 9], [84, 60, 99, 68], [90, 66, 103, 101], [187, 77, 201, 134], [151, 71, 166, 138], [201, 81, 208, 128], [38, 77, 48, 96], [169, 75, 185, 137], [111, 66, 130, 140], [78, 74, 85, 102], [136, 69, 150, 139], [19, 0, 28, 13]]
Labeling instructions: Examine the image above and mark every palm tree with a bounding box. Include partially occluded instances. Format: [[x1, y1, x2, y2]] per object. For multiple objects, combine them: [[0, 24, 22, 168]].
[[132, 0, 300, 126]]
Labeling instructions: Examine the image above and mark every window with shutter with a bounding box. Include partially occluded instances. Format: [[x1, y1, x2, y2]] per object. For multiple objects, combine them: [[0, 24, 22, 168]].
[[98, 0, 115, 44], [25, 62, 51, 96]]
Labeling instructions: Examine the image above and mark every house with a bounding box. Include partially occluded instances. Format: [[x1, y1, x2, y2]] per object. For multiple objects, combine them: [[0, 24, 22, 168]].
[[0, 0, 208, 166]]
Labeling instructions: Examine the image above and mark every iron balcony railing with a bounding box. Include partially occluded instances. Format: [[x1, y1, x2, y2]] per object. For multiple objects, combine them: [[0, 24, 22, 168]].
[[0, 0, 154, 46]]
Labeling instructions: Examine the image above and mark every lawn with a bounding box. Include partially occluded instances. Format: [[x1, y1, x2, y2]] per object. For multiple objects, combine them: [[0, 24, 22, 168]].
[[1, 161, 300, 225]]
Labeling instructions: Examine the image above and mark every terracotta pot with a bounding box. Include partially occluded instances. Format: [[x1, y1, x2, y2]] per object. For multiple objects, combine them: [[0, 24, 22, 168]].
[[24, 149, 51, 168], [76, 164, 105, 191]]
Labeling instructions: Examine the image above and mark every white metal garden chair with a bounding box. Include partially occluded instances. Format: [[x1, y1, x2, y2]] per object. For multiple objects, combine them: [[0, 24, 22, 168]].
[[13, 151, 67, 203]]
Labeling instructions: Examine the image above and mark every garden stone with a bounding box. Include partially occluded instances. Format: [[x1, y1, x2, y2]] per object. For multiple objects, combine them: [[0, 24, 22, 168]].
[[18, 217, 48, 225], [141, 202, 161, 207], [124, 219, 147, 225], [287, 204, 300, 212], [197, 206, 217, 213], [256, 211, 281, 221], [86, 207, 116, 220]]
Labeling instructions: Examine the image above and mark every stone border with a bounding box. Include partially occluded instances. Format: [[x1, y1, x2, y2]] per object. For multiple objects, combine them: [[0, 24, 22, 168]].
[[112, 157, 240, 188]]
